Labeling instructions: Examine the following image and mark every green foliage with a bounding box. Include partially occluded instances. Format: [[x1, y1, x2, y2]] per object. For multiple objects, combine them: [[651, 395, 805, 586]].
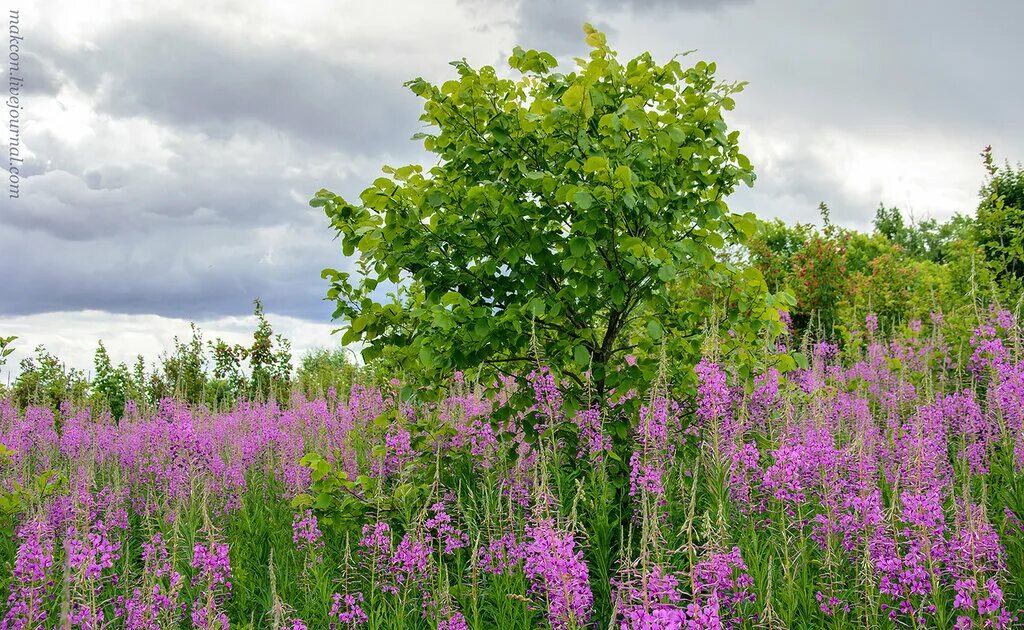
[[291, 452, 369, 531], [872, 204, 969, 264], [746, 219, 812, 293], [976, 146, 1024, 298], [209, 337, 249, 405], [10, 345, 90, 413], [747, 194, 1000, 343], [0, 336, 14, 399], [296, 346, 358, 398], [845, 248, 916, 327], [159, 323, 210, 404], [2, 303, 302, 414], [315, 25, 761, 399], [163, 300, 295, 407], [0, 336, 15, 368], [249, 298, 293, 401], [91, 341, 135, 421], [0, 444, 63, 536], [788, 205, 849, 333]]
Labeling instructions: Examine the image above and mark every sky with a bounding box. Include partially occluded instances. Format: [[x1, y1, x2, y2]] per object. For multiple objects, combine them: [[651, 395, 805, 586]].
[[2, 0, 1022, 378]]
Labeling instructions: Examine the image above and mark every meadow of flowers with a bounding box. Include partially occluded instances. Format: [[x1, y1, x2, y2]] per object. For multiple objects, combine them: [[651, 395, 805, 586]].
[[1, 309, 1023, 629]]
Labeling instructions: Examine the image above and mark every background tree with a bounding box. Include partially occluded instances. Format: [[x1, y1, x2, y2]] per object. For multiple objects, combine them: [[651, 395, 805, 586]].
[[977, 146, 1024, 298], [91, 341, 134, 421], [296, 347, 359, 398], [10, 345, 90, 413], [315, 25, 782, 400]]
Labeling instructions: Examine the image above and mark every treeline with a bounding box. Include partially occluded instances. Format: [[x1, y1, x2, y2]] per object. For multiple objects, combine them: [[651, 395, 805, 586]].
[[0, 300, 360, 420], [747, 146, 1023, 347]]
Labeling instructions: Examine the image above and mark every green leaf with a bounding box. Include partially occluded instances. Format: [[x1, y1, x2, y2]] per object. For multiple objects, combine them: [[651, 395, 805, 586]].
[[569, 238, 587, 257], [582, 156, 608, 173], [614, 165, 633, 189], [572, 190, 594, 209], [562, 84, 585, 110], [418, 346, 435, 369], [573, 345, 589, 367], [646, 319, 663, 340]]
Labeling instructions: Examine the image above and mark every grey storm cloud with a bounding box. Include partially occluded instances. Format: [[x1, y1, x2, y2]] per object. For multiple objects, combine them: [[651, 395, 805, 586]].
[[508, 0, 751, 55], [32, 18, 424, 155], [3, 123, 366, 319], [1, 216, 341, 321]]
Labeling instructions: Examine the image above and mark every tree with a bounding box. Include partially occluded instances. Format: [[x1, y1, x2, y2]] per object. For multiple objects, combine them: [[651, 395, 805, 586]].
[[92, 341, 133, 421], [11, 345, 90, 412], [296, 347, 358, 398], [872, 204, 968, 264], [976, 146, 1024, 294], [314, 25, 764, 399]]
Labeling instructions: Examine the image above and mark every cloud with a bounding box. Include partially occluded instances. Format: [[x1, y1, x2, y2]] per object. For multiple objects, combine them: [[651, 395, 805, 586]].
[[508, 0, 751, 57], [40, 20, 421, 155]]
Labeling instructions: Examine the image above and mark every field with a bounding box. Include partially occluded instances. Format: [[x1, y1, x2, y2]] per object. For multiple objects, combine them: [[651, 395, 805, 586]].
[[1, 311, 1022, 629]]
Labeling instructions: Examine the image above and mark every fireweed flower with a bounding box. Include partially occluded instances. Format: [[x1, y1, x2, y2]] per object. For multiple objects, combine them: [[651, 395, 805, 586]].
[[573, 406, 611, 461], [371, 427, 415, 479], [329, 592, 368, 628], [383, 532, 433, 594], [528, 366, 565, 434], [866, 313, 879, 335], [630, 396, 675, 511], [293, 510, 324, 555], [522, 518, 592, 630], [190, 541, 232, 629], [437, 610, 470, 630], [63, 486, 130, 628], [0, 311, 1021, 628], [441, 383, 500, 467], [424, 501, 469, 555], [359, 521, 392, 556], [694, 360, 730, 430], [815, 591, 850, 617], [477, 532, 524, 575], [990, 359, 1024, 471], [2, 518, 55, 630], [685, 595, 723, 630], [692, 547, 755, 626], [747, 368, 779, 431], [615, 564, 688, 629], [116, 531, 185, 629]]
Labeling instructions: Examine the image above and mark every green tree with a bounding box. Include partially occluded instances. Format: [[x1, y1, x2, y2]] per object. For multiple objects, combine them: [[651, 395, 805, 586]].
[[248, 298, 292, 401], [976, 146, 1024, 294], [92, 341, 133, 421], [314, 25, 763, 399], [158, 324, 209, 404], [296, 347, 358, 398], [11, 345, 90, 413], [872, 204, 968, 264]]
